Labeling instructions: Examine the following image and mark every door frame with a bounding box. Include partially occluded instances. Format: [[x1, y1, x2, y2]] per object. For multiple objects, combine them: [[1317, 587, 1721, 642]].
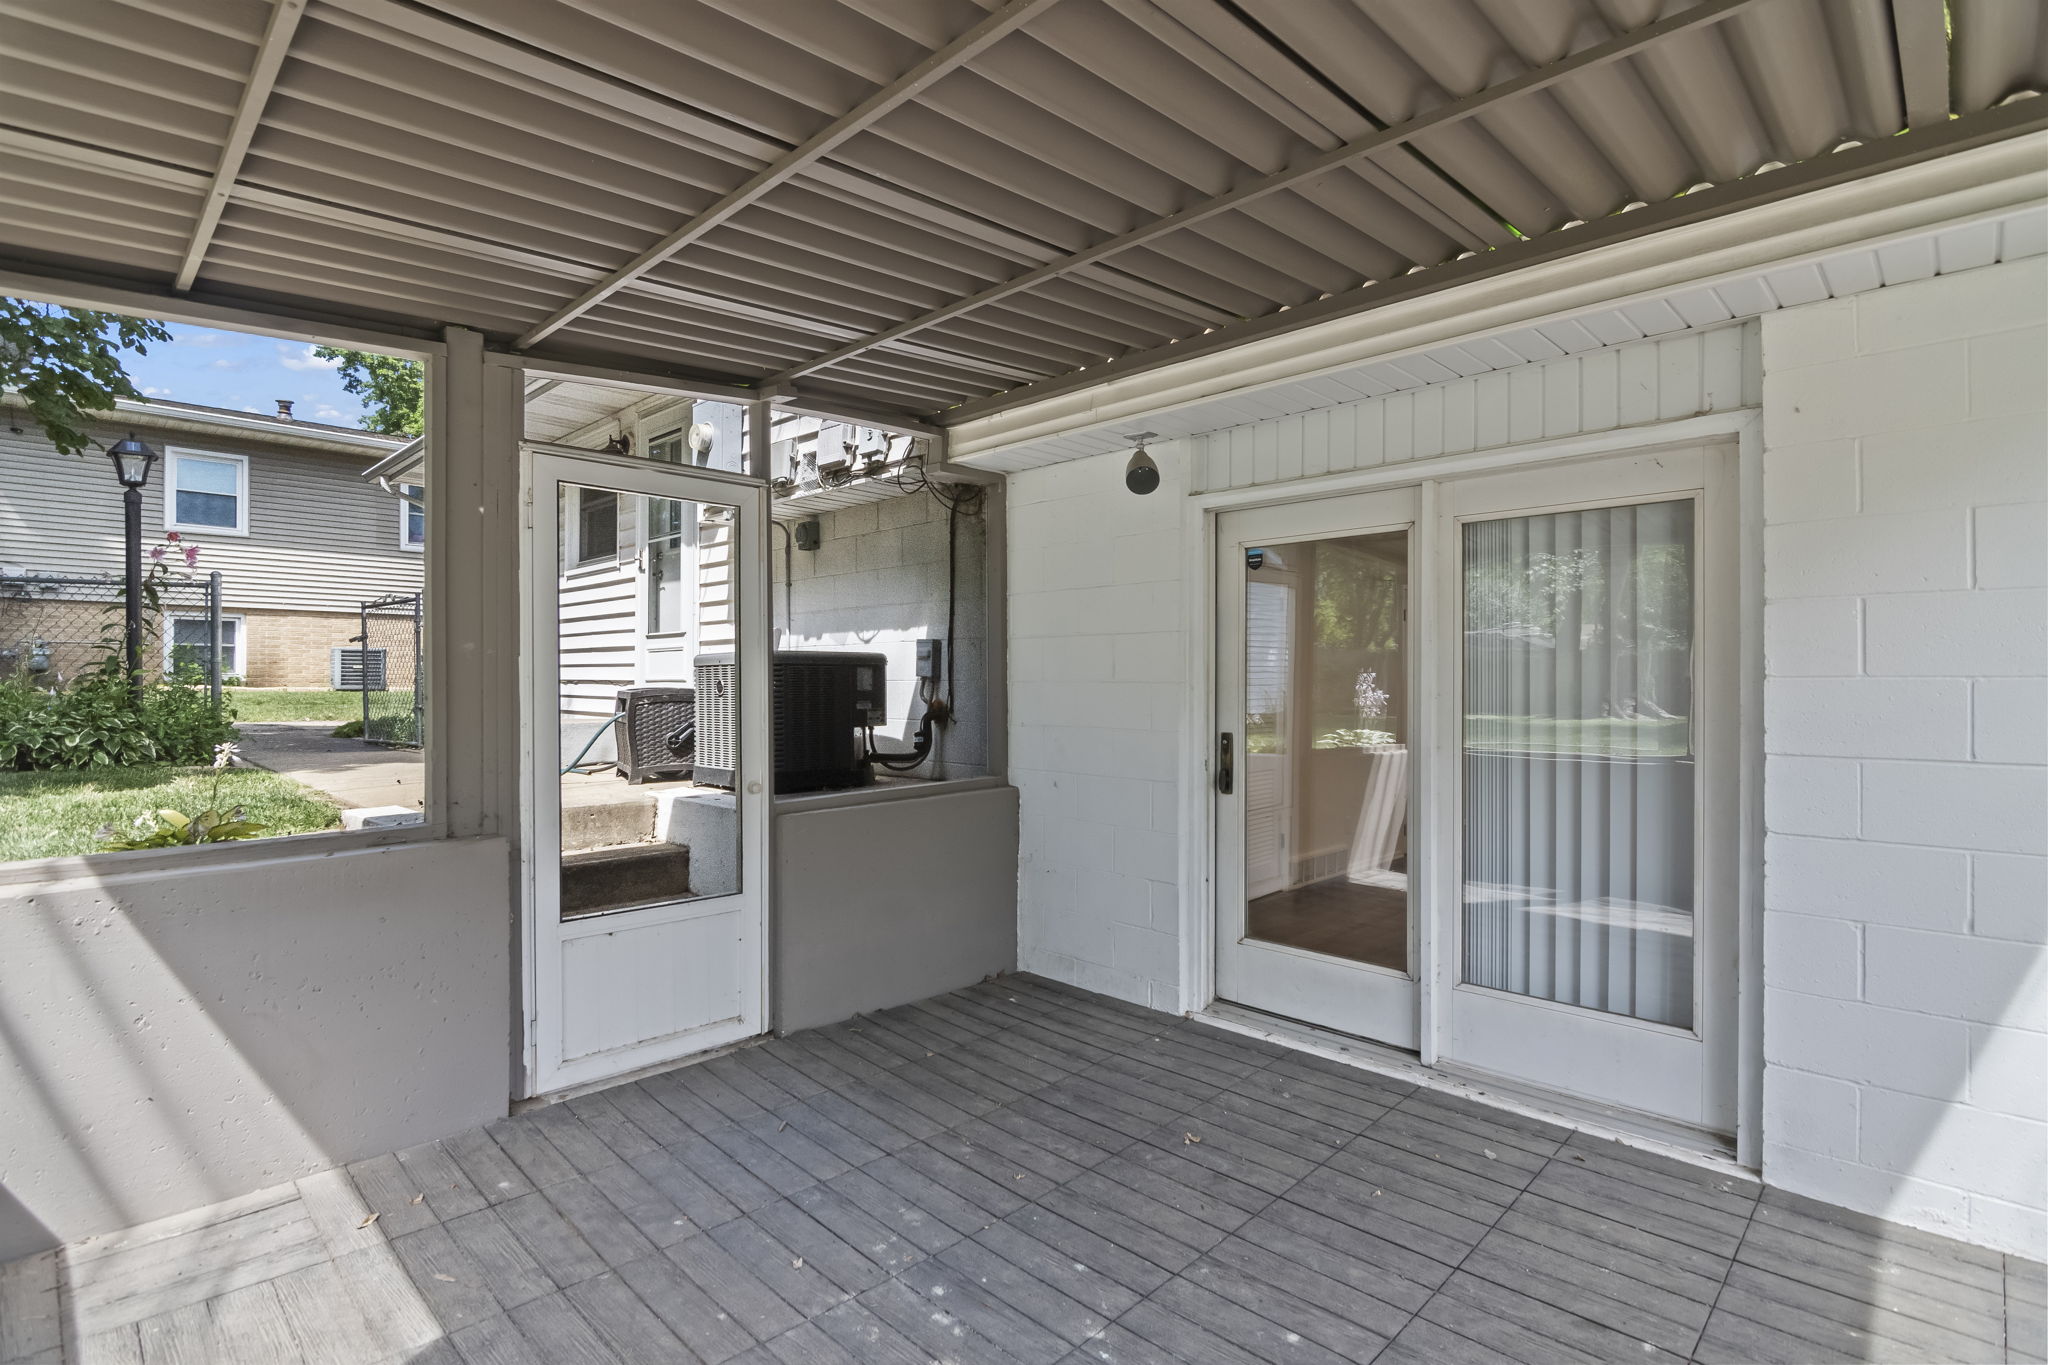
[[518, 442, 773, 1098], [1178, 409, 1766, 1163], [1213, 485, 1424, 1050]]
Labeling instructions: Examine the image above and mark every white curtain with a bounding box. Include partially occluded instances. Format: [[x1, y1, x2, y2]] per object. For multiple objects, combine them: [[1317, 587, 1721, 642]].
[[1461, 500, 1696, 1029]]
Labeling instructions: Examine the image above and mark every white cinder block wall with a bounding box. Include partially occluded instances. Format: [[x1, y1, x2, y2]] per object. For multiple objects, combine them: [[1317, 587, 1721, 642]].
[[1760, 254, 2047, 1258], [1008, 446, 1189, 1010], [774, 490, 988, 780], [1003, 253, 2045, 1256]]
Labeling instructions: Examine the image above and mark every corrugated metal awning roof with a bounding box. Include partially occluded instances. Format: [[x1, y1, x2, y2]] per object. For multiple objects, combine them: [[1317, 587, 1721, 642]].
[[2, 0, 2042, 427]]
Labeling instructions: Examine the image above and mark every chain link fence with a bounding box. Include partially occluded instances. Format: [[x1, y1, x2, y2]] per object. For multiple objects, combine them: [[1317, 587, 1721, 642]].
[[354, 591, 424, 747], [0, 571, 226, 699]]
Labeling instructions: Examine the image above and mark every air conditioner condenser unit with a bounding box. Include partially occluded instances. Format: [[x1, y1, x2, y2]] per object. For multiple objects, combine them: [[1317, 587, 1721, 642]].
[[692, 650, 885, 793]]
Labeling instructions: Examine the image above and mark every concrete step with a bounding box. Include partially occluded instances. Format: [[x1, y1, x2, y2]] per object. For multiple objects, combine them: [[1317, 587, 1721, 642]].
[[560, 797, 655, 854], [560, 842, 691, 917]]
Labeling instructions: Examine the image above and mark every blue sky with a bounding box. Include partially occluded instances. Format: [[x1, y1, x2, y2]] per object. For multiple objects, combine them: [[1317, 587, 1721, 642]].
[[121, 323, 369, 428]]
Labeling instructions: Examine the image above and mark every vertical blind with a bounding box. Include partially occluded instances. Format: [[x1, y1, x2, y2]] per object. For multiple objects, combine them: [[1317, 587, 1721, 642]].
[[1461, 499, 1697, 1029]]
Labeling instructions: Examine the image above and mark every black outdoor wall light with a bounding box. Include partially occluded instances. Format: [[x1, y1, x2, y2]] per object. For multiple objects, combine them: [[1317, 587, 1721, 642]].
[[1123, 430, 1160, 495]]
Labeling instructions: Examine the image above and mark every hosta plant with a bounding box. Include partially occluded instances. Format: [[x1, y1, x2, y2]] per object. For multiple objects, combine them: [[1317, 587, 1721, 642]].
[[96, 743, 267, 849]]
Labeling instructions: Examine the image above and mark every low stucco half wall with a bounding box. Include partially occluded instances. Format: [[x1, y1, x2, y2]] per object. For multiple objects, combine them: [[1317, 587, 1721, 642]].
[[0, 837, 512, 1260], [772, 785, 1019, 1034]]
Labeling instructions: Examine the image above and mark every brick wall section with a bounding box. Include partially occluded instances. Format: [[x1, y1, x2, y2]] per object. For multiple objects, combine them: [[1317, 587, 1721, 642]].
[[239, 608, 371, 688], [0, 599, 366, 690], [1006, 446, 1188, 1010], [1760, 254, 2047, 1258]]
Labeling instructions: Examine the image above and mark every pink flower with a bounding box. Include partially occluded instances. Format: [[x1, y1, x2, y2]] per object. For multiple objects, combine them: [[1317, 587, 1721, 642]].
[[164, 531, 180, 542], [148, 546, 166, 562], [183, 546, 200, 567]]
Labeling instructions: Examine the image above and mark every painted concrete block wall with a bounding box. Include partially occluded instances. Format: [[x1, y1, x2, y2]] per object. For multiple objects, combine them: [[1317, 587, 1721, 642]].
[[0, 838, 513, 1260], [774, 489, 988, 780], [1007, 444, 1190, 1010], [773, 785, 1018, 1034], [1760, 254, 2048, 1258]]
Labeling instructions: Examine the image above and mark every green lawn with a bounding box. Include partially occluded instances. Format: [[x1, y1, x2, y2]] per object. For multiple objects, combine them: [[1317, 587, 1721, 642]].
[[0, 766, 343, 862], [226, 688, 374, 723]]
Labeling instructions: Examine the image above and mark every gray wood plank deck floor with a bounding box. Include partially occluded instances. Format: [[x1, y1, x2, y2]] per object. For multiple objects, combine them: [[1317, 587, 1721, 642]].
[[5, 975, 2042, 1365]]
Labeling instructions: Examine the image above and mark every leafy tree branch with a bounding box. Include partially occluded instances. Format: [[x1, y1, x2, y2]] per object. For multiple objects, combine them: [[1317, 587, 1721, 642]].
[[0, 298, 170, 455], [314, 347, 422, 435]]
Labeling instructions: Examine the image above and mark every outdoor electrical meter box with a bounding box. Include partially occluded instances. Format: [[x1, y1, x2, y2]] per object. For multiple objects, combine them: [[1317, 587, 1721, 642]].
[[916, 639, 942, 680]]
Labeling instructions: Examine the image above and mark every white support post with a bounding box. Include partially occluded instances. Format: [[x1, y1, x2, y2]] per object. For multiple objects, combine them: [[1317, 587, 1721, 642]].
[[747, 397, 773, 482]]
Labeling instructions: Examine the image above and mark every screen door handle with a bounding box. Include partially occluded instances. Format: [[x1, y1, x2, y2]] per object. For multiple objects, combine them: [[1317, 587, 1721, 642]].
[[1216, 732, 1234, 795]]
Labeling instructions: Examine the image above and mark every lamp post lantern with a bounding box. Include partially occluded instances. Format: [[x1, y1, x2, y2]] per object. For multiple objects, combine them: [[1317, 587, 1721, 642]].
[[107, 433, 159, 700]]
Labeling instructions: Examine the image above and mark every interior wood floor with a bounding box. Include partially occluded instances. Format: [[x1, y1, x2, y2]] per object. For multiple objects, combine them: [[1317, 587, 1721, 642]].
[[3, 974, 2040, 1365], [1249, 877, 1409, 972]]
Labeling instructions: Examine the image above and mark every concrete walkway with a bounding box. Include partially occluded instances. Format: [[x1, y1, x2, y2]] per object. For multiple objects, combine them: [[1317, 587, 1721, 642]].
[[3, 975, 2040, 1364], [235, 721, 425, 812]]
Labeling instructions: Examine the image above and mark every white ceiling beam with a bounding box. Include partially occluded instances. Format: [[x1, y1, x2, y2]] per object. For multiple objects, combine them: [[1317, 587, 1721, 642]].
[[1890, 0, 1951, 126], [767, 0, 1761, 388], [512, 0, 1066, 349], [174, 0, 307, 291]]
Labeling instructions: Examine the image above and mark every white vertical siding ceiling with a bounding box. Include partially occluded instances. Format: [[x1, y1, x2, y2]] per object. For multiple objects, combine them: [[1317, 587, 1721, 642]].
[[1189, 324, 1758, 493], [0, 0, 2042, 429], [959, 204, 2048, 477]]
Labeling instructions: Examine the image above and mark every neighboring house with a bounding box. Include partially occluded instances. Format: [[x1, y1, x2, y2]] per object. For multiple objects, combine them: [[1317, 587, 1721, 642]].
[[0, 394, 414, 687], [374, 389, 747, 745]]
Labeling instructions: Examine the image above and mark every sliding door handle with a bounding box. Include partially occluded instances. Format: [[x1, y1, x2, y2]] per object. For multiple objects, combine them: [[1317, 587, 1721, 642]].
[[1217, 732, 1234, 795]]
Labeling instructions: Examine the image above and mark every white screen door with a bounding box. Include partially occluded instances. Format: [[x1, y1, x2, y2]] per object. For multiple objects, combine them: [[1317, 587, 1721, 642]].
[[1436, 447, 1739, 1133], [1216, 487, 1420, 1048], [525, 448, 769, 1095]]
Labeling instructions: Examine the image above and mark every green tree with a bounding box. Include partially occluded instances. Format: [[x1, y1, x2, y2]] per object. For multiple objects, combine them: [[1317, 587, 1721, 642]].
[[315, 347, 422, 435], [0, 298, 170, 455]]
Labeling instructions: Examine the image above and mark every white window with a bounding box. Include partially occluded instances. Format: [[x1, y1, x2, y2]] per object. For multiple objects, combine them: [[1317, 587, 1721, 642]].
[[165, 615, 243, 680], [574, 488, 619, 566], [165, 449, 249, 534], [399, 483, 425, 550]]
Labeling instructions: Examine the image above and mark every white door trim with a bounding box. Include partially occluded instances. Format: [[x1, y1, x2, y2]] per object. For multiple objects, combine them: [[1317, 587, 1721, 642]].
[[518, 444, 773, 1098], [1177, 408, 1765, 1155], [1212, 487, 1423, 1048]]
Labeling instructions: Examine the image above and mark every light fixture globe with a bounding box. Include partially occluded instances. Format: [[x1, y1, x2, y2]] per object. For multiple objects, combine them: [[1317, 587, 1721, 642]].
[[1122, 430, 1161, 496], [107, 432, 159, 489]]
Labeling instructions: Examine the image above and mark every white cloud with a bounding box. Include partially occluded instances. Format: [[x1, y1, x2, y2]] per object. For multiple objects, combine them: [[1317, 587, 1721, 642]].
[[311, 405, 347, 422], [141, 385, 172, 397], [278, 343, 340, 372]]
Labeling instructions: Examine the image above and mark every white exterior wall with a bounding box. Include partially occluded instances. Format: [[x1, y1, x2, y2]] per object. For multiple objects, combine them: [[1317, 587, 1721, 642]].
[[1008, 444, 1191, 1011], [1191, 325, 1758, 493], [1759, 255, 2047, 1258], [775, 490, 989, 781], [0, 416, 420, 614], [1004, 254, 2046, 1255]]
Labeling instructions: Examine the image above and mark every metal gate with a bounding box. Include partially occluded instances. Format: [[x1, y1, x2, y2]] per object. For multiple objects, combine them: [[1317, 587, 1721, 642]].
[[0, 571, 226, 704], [355, 591, 424, 747]]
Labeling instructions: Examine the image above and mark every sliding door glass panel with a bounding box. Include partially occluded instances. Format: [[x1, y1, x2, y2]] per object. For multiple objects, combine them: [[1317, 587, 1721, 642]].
[[557, 481, 740, 919], [1461, 499, 1696, 1028], [1243, 530, 1411, 972]]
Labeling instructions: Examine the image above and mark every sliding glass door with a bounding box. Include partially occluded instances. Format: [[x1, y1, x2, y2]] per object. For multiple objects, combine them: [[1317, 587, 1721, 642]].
[[1215, 488, 1420, 1048], [1437, 448, 1738, 1133], [1461, 498, 1698, 1030], [1214, 445, 1738, 1134]]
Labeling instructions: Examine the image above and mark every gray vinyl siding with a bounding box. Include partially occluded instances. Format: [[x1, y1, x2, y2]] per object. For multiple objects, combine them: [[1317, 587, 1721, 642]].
[[0, 417, 419, 614]]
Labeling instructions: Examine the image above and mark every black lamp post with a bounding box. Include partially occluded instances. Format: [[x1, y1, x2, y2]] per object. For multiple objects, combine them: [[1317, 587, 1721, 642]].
[[107, 433, 159, 699]]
